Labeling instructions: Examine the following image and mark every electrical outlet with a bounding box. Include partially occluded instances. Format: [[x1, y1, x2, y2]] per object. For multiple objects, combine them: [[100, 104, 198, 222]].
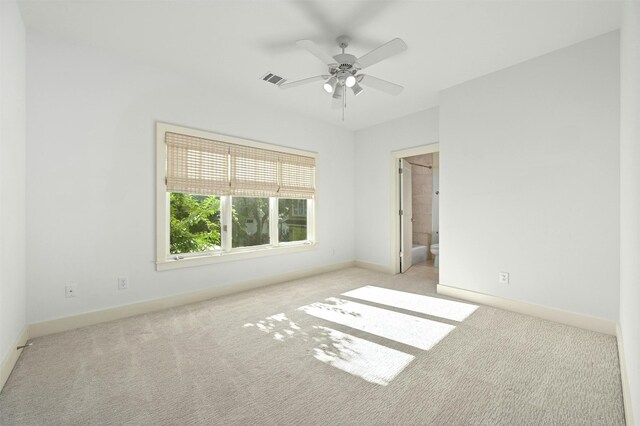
[[498, 272, 510, 284], [65, 284, 77, 298], [118, 277, 129, 290]]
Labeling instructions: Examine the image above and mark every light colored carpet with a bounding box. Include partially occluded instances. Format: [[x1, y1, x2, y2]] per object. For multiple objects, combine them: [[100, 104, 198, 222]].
[[0, 266, 624, 425]]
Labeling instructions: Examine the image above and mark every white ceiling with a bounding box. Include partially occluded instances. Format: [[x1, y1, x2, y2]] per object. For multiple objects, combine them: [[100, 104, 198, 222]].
[[18, 0, 622, 130]]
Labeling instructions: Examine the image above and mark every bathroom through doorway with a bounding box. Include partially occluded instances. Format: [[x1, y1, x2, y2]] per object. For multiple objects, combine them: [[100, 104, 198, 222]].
[[391, 143, 440, 277]]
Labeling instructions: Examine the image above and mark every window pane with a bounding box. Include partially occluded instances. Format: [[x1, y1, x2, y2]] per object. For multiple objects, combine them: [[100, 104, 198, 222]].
[[169, 193, 221, 254], [278, 199, 308, 242], [232, 197, 270, 248]]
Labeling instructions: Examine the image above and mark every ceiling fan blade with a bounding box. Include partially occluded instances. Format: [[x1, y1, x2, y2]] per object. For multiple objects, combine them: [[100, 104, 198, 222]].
[[296, 40, 337, 65], [356, 38, 407, 69], [358, 75, 404, 96], [279, 75, 328, 89]]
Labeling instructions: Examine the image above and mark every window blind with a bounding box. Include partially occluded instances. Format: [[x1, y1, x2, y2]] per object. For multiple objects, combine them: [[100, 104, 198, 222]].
[[166, 132, 230, 196], [278, 152, 316, 199], [165, 131, 316, 199], [230, 144, 280, 197]]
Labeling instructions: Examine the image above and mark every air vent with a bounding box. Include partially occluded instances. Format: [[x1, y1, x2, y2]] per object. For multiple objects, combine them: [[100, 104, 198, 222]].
[[261, 72, 286, 86]]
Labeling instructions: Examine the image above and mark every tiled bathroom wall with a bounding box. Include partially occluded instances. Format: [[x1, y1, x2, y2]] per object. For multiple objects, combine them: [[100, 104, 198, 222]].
[[407, 153, 433, 256]]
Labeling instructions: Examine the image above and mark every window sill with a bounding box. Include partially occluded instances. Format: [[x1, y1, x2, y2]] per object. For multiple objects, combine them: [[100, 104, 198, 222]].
[[156, 242, 318, 271]]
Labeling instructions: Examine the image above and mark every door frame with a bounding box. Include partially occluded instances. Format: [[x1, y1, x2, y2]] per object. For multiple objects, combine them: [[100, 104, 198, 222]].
[[390, 143, 440, 274], [400, 159, 413, 273]]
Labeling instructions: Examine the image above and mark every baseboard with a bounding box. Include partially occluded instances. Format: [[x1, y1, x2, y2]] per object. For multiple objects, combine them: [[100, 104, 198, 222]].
[[0, 325, 30, 392], [30, 260, 356, 338], [354, 260, 394, 274], [437, 284, 616, 335], [617, 323, 635, 426]]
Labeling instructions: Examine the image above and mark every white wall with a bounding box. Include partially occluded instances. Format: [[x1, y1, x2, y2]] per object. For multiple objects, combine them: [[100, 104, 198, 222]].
[[354, 108, 439, 269], [0, 0, 27, 362], [439, 32, 620, 320], [26, 33, 355, 323], [620, 1, 640, 421]]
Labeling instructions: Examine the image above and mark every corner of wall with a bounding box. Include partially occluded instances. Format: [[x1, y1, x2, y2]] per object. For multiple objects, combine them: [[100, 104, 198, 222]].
[[0, 326, 29, 392], [616, 323, 635, 426], [0, 0, 28, 387], [620, 1, 640, 423]]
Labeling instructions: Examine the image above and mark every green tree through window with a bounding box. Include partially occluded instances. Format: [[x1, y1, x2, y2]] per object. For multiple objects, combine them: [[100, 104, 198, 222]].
[[278, 199, 307, 242], [170, 193, 221, 254], [169, 195, 309, 255], [232, 197, 270, 248]]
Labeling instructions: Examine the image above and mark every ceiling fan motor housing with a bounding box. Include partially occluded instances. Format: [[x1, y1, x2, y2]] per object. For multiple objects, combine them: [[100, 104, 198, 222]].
[[332, 53, 358, 68], [330, 53, 359, 84]]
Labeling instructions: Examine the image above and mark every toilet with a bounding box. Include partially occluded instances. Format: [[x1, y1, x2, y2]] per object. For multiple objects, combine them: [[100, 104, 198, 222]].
[[430, 244, 439, 267]]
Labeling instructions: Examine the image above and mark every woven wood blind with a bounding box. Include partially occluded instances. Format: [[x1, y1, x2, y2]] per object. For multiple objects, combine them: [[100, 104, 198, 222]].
[[278, 152, 316, 198], [230, 144, 280, 197], [165, 131, 315, 198], [166, 132, 230, 195]]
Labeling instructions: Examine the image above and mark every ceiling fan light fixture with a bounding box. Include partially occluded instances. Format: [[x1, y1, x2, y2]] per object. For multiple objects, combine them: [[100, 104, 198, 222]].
[[323, 76, 337, 93], [351, 82, 363, 96], [345, 75, 356, 88], [332, 84, 344, 99]]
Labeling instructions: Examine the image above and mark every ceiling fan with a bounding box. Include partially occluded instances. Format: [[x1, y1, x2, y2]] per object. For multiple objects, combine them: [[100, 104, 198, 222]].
[[279, 35, 408, 118]]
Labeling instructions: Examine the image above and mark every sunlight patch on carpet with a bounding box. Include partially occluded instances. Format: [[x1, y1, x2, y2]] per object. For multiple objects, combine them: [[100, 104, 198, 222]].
[[244, 314, 414, 385], [342, 286, 478, 322], [243, 313, 303, 342], [298, 298, 456, 350], [312, 326, 414, 386]]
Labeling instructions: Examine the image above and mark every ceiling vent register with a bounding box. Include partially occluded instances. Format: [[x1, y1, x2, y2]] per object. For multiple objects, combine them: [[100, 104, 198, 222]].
[[261, 72, 286, 86]]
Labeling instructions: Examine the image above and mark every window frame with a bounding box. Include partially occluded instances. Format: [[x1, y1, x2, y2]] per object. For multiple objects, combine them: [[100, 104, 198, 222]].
[[156, 122, 317, 271]]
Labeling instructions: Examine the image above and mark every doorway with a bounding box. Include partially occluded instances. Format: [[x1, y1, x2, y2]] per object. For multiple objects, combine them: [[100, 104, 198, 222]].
[[390, 144, 439, 275]]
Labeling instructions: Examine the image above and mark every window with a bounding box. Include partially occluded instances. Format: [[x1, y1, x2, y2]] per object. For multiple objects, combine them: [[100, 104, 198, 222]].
[[156, 123, 316, 270], [279, 198, 308, 243], [169, 193, 221, 255], [232, 197, 270, 248]]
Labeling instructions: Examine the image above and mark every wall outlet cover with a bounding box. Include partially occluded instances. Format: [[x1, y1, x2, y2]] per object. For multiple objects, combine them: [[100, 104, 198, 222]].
[[118, 277, 128, 290], [65, 284, 77, 298], [498, 272, 510, 284]]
